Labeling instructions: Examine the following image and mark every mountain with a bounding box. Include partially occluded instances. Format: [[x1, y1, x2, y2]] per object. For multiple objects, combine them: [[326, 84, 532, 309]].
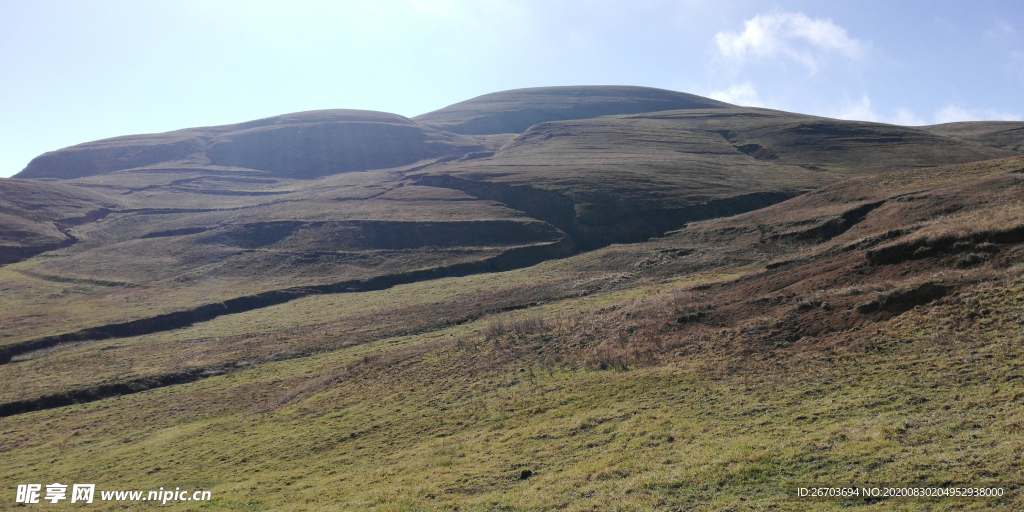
[[1, 86, 1016, 350], [413, 85, 731, 134], [920, 120, 1024, 152], [16, 109, 488, 180], [414, 107, 1010, 248], [3, 86, 1024, 510]]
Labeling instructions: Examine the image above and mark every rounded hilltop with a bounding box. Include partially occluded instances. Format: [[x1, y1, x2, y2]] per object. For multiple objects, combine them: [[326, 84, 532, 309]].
[[15, 109, 485, 180], [413, 85, 732, 135]]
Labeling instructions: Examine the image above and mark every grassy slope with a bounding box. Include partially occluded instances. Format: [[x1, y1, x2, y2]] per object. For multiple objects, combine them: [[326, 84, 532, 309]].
[[4, 95, 1013, 347], [413, 109, 1013, 247], [2, 255, 1020, 511], [2, 159, 1023, 510], [15, 110, 486, 180], [13, 108, 1008, 346], [0, 168, 570, 346], [921, 121, 1024, 152], [0, 249, 635, 402], [0, 179, 122, 262], [412, 85, 730, 135]]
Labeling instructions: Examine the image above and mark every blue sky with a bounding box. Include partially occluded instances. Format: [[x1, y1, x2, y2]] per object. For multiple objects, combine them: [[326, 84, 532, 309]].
[[2, 0, 1023, 177]]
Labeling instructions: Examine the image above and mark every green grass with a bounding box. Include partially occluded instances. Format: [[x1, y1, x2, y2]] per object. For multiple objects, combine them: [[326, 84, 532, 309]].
[[0, 166, 568, 346], [3, 270, 1022, 511], [1, 241, 743, 403], [4, 158, 1024, 511]]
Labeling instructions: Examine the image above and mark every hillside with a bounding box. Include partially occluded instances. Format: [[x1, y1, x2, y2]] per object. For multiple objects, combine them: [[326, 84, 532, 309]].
[[0, 166, 577, 350], [2, 99, 1012, 343], [16, 110, 488, 180], [414, 108, 1011, 248], [0, 178, 122, 263], [413, 85, 730, 135], [921, 121, 1024, 152], [1, 86, 1023, 510]]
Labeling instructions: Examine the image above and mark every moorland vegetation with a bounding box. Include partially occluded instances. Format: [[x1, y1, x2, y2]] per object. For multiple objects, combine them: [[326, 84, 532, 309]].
[[1, 86, 1022, 511]]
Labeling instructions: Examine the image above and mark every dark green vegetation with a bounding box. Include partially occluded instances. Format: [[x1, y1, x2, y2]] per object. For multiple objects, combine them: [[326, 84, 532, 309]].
[[2, 86, 1024, 510]]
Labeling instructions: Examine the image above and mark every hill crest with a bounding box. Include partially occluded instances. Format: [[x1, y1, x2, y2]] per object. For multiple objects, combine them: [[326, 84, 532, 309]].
[[16, 109, 483, 180], [413, 85, 731, 135]]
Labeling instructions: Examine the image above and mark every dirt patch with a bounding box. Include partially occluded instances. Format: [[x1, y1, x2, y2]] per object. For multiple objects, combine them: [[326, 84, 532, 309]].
[[777, 201, 885, 243], [735, 143, 779, 161], [139, 227, 211, 239], [867, 226, 1021, 265], [0, 366, 225, 417], [857, 283, 948, 315]]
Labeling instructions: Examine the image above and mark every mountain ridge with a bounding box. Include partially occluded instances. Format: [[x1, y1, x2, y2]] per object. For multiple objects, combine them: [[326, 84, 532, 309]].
[[16, 109, 486, 180]]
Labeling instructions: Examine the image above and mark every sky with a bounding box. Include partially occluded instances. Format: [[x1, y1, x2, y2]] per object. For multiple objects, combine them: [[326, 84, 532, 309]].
[[2, 0, 1023, 178]]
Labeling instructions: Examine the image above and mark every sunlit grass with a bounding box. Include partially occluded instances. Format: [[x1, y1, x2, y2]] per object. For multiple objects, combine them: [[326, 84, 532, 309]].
[[3, 272, 1022, 510]]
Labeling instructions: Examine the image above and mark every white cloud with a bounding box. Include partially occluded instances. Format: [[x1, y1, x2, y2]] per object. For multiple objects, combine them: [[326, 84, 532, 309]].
[[834, 100, 1023, 126], [1005, 49, 1024, 80], [892, 108, 927, 126], [832, 94, 879, 122], [985, 20, 1016, 39], [714, 11, 868, 73], [933, 105, 979, 124], [707, 82, 764, 107], [984, 21, 1024, 81], [933, 104, 1023, 124], [826, 95, 926, 126]]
